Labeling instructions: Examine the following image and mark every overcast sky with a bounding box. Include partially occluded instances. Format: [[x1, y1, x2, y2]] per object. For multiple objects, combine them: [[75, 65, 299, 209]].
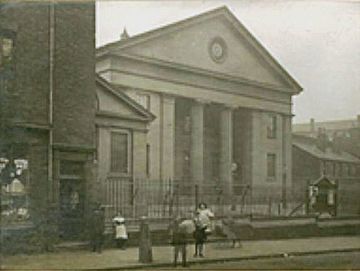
[[96, 0, 360, 124]]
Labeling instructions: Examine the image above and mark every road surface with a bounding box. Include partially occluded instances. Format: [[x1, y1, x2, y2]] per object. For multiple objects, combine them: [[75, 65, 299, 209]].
[[138, 251, 360, 270]]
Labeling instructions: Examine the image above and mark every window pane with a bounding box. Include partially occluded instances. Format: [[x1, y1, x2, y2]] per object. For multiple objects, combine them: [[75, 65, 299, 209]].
[[110, 132, 128, 173], [267, 115, 277, 138], [267, 153, 276, 178], [1, 158, 30, 225], [2, 38, 13, 57]]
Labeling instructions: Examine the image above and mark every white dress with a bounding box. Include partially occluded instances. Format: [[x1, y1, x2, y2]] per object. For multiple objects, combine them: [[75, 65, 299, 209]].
[[115, 224, 128, 239]]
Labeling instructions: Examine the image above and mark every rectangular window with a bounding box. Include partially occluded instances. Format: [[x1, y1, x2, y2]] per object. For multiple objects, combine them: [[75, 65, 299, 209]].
[[110, 132, 129, 174], [267, 115, 277, 139], [267, 153, 276, 179], [326, 161, 333, 176], [343, 164, 349, 177], [350, 165, 356, 176], [0, 30, 15, 76]]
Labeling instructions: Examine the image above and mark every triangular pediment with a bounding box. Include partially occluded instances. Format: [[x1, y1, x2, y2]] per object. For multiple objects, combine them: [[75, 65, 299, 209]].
[[96, 75, 154, 121], [102, 7, 301, 93]]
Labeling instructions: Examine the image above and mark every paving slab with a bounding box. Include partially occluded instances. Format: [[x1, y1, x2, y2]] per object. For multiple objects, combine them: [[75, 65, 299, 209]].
[[1, 236, 360, 270]]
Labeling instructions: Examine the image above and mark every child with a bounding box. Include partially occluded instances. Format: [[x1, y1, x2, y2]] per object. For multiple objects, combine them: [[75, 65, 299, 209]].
[[113, 214, 128, 249], [169, 216, 188, 267], [193, 210, 207, 257]]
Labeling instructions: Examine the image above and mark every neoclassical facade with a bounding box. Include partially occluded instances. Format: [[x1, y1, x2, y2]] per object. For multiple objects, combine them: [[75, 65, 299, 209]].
[[96, 7, 302, 213]]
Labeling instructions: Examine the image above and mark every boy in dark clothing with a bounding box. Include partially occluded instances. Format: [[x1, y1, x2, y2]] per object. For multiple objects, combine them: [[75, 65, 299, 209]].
[[169, 216, 188, 267], [90, 205, 105, 253]]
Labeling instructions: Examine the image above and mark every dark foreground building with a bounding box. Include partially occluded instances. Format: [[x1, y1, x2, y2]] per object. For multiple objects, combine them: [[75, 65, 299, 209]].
[[0, 1, 97, 246]]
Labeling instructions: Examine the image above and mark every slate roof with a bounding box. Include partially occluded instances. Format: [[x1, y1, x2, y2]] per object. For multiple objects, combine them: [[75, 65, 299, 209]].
[[293, 141, 360, 164]]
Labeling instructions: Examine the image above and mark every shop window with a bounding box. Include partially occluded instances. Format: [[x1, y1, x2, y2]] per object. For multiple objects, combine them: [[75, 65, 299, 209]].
[[267, 114, 277, 139], [267, 153, 276, 180], [110, 131, 130, 174], [1, 158, 30, 225]]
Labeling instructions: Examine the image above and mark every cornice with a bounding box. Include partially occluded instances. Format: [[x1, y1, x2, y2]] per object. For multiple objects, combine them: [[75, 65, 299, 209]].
[[96, 110, 152, 123], [99, 52, 294, 95], [98, 68, 291, 107]]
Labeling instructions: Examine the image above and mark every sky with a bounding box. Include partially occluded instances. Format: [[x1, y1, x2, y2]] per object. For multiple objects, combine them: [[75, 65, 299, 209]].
[[96, 0, 360, 124]]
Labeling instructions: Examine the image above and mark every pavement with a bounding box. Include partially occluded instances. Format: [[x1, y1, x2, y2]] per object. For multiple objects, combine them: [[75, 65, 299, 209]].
[[1, 236, 360, 270]]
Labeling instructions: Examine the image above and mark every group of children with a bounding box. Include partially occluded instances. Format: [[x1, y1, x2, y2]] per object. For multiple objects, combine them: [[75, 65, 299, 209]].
[[170, 202, 214, 267], [110, 203, 215, 268]]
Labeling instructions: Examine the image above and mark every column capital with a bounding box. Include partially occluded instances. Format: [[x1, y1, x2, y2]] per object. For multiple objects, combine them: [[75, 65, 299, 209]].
[[193, 98, 211, 105], [221, 103, 238, 110]]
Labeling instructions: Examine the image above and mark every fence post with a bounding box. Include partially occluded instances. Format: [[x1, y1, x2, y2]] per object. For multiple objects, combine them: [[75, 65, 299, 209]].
[[268, 196, 272, 216], [305, 179, 310, 215], [175, 183, 180, 217], [195, 184, 199, 210], [139, 216, 153, 263]]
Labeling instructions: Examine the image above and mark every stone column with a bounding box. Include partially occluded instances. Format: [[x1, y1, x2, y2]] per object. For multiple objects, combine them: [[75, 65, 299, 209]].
[[161, 95, 175, 182], [219, 105, 235, 206], [190, 99, 205, 194], [282, 115, 292, 211]]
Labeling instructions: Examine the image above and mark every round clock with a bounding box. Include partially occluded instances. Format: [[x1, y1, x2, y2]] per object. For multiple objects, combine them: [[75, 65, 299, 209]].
[[209, 37, 227, 63]]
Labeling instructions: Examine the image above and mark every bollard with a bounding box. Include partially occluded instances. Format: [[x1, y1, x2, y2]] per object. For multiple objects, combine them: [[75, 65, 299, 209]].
[[138, 216, 153, 263]]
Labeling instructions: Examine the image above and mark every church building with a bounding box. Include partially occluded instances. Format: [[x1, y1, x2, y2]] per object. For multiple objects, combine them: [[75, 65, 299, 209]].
[[96, 6, 303, 214]]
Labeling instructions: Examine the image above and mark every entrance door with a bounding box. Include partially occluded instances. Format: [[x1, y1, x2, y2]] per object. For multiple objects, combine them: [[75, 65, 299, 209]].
[[58, 161, 85, 240]]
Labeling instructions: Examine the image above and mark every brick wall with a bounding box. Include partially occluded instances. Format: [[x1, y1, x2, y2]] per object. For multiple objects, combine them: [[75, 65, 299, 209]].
[[53, 3, 95, 147]]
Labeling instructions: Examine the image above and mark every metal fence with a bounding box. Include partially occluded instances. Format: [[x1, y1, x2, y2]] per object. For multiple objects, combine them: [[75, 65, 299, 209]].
[[103, 176, 360, 222], [103, 177, 255, 221]]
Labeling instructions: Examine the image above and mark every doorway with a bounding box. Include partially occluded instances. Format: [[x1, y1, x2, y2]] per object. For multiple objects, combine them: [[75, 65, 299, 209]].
[[58, 160, 85, 240]]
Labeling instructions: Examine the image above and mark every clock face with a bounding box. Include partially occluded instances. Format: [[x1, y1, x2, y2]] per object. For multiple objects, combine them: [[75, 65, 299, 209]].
[[209, 37, 227, 63], [211, 42, 224, 59]]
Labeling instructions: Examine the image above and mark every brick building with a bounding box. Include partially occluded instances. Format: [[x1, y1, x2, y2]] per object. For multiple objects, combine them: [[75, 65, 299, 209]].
[[97, 7, 303, 215], [292, 134, 360, 216], [0, 2, 97, 240], [293, 116, 360, 159]]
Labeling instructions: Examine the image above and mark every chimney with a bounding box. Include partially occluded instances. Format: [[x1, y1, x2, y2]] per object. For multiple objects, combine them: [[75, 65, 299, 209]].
[[120, 27, 129, 40], [310, 118, 315, 136], [317, 128, 328, 152]]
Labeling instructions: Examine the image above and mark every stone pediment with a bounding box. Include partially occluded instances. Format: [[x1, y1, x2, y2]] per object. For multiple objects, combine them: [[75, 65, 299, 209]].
[[102, 6, 302, 94], [95, 75, 154, 121]]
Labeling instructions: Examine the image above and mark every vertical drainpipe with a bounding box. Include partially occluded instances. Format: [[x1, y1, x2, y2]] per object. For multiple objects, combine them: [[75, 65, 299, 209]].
[[48, 2, 55, 203]]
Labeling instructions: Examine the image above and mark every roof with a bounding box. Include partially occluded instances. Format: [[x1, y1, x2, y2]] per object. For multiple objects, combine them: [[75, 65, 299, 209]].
[[293, 141, 360, 164], [293, 118, 359, 134], [95, 75, 155, 121], [312, 175, 336, 187], [97, 6, 302, 94]]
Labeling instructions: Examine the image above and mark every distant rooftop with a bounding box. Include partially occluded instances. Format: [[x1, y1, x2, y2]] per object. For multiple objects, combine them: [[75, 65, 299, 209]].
[[293, 116, 360, 134], [293, 140, 360, 164]]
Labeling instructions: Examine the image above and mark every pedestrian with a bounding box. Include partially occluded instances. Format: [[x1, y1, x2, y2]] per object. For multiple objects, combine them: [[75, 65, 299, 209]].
[[193, 210, 207, 257], [169, 216, 188, 267], [90, 204, 105, 253], [223, 204, 241, 248], [197, 202, 214, 236], [113, 213, 128, 250]]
